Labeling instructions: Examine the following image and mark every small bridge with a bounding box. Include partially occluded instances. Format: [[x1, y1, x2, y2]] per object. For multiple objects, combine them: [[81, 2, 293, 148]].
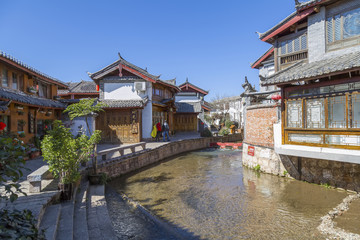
[[209, 142, 243, 149]]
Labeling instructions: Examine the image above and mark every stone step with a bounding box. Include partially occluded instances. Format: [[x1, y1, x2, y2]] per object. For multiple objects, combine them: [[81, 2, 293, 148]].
[[39, 204, 61, 240], [56, 201, 74, 240], [88, 185, 117, 240], [73, 181, 89, 240]]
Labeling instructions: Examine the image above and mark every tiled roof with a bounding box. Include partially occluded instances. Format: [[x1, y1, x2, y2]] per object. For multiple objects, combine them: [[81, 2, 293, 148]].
[[0, 51, 66, 87], [89, 54, 179, 91], [175, 101, 202, 113], [90, 55, 159, 81], [99, 98, 147, 109], [263, 51, 360, 86], [296, 0, 326, 11], [59, 81, 97, 95], [259, 11, 297, 40], [0, 100, 11, 111], [251, 47, 274, 69], [0, 87, 66, 108]]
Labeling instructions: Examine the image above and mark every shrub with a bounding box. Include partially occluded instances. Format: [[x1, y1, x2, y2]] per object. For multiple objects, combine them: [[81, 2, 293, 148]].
[[0, 209, 45, 239], [218, 127, 230, 136], [225, 120, 233, 128], [200, 128, 212, 137]]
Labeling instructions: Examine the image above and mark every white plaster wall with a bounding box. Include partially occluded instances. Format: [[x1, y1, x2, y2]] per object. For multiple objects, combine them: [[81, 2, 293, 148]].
[[70, 116, 95, 137], [142, 84, 153, 139], [104, 82, 146, 100], [308, 2, 360, 63]]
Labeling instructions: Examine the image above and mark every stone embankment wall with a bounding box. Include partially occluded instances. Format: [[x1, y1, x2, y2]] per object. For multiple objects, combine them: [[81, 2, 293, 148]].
[[286, 156, 360, 192], [96, 134, 242, 178], [242, 142, 286, 176]]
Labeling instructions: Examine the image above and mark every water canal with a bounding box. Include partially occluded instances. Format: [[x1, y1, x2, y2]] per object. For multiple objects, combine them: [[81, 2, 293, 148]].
[[107, 148, 352, 239]]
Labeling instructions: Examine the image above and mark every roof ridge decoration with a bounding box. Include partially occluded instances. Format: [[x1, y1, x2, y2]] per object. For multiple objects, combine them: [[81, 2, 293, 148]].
[[178, 78, 209, 95], [0, 50, 66, 87]]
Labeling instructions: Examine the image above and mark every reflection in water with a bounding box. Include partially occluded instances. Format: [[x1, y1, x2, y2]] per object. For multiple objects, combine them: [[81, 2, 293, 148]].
[[109, 149, 349, 239]]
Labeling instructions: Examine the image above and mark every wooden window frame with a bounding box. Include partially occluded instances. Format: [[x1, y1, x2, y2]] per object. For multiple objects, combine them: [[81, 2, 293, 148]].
[[326, 5, 360, 50], [284, 91, 360, 149]]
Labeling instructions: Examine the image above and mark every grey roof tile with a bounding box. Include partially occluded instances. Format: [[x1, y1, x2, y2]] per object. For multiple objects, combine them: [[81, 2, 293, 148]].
[[263, 51, 360, 86], [175, 101, 202, 113], [0, 87, 66, 108], [99, 99, 146, 108], [0, 100, 11, 111], [0, 51, 66, 86]]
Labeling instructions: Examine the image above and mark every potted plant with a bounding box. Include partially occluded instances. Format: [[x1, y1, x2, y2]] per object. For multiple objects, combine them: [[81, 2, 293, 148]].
[[63, 99, 107, 184], [28, 86, 37, 94], [41, 120, 101, 200]]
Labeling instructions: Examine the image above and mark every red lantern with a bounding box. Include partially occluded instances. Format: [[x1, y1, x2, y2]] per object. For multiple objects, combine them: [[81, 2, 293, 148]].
[[96, 85, 100, 91], [0, 122, 6, 131], [271, 94, 282, 101]]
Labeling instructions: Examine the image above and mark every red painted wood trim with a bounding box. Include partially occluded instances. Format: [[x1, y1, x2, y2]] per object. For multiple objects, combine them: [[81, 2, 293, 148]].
[[0, 56, 68, 88], [121, 64, 156, 83], [179, 84, 208, 95], [261, 7, 314, 42], [251, 48, 274, 69], [58, 92, 99, 96]]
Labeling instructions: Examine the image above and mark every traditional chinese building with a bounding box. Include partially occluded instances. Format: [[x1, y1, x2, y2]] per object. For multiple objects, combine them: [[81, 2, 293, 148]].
[[0, 51, 67, 143], [58, 80, 99, 99], [175, 79, 211, 132], [245, 0, 360, 191], [88, 54, 180, 143]]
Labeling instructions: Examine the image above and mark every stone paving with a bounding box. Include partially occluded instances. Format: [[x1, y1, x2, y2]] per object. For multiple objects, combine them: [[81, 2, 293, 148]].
[[0, 157, 59, 225]]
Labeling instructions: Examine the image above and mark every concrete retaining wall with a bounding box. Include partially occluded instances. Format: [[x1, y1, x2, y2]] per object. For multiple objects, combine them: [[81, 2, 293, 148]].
[[96, 134, 242, 178]]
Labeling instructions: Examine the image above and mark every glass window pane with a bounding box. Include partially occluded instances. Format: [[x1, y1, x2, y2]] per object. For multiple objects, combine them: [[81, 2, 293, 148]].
[[287, 100, 302, 128], [328, 96, 346, 128], [301, 35, 307, 49], [343, 8, 360, 39], [351, 94, 360, 128], [2, 69, 8, 87], [325, 135, 360, 146], [12, 73, 17, 90], [306, 98, 325, 128], [287, 40, 293, 53], [280, 41, 286, 55], [294, 37, 300, 52], [327, 17, 334, 43], [288, 133, 323, 144], [334, 14, 341, 41]]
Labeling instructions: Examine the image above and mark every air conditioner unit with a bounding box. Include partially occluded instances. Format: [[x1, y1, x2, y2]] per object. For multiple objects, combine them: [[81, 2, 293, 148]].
[[134, 82, 146, 91]]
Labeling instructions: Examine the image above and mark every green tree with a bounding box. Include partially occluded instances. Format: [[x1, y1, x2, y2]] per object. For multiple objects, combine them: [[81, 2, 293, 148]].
[[41, 121, 101, 185], [63, 99, 106, 174]]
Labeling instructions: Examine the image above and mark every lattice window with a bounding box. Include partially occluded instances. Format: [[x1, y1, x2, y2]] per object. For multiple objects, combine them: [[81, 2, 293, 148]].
[[327, 17, 334, 43], [350, 93, 360, 128], [287, 100, 302, 128], [306, 98, 325, 128], [301, 35, 307, 49], [294, 37, 300, 52], [328, 96, 346, 128], [327, 6, 360, 43]]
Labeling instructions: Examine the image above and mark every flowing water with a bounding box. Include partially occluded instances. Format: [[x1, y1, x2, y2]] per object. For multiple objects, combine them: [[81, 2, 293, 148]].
[[108, 149, 350, 239]]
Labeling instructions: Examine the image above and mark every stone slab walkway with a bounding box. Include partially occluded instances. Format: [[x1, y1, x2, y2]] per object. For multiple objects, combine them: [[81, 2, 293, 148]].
[[0, 157, 60, 225]]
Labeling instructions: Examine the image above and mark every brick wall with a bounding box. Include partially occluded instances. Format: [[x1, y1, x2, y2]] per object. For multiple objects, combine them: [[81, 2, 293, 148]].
[[244, 104, 279, 148]]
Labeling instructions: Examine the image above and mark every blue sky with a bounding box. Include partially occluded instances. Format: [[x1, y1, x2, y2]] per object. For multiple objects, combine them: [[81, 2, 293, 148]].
[[0, 0, 295, 100]]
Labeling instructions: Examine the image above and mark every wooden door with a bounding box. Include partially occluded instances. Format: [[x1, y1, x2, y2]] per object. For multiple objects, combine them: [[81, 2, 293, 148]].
[[174, 114, 197, 132], [96, 110, 140, 143]]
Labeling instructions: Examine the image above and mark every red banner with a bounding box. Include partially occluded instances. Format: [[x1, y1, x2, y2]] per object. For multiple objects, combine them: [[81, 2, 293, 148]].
[[248, 146, 255, 156]]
